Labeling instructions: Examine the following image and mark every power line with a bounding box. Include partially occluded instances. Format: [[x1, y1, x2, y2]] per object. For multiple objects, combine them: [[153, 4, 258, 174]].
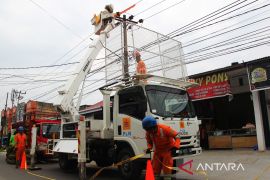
[[149, 22, 270, 59], [33, 85, 64, 100], [134, 0, 168, 17], [144, 0, 187, 20], [0, 62, 79, 70], [185, 36, 270, 61], [28, 0, 83, 40], [169, 0, 258, 37], [167, 0, 249, 36], [186, 40, 270, 64], [138, 0, 269, 51], [172, 3, 270, 37], [182, 6, 270, 46], [184, 27, 270, 57], [183, 16, 270, 48]]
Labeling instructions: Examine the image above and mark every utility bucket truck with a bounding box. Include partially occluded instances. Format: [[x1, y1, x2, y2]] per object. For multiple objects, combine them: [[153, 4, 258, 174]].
[[53, 5, 201, 179]]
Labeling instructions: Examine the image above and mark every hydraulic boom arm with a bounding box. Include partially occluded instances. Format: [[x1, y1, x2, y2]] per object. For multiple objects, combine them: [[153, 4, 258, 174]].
[[54, 8, 115, 122]]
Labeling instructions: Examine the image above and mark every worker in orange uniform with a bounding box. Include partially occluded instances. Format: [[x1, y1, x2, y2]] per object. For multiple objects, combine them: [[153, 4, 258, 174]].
[[142, 116, 180, 179], [15, 126, 27, 168], [134, 50, 147, 74]]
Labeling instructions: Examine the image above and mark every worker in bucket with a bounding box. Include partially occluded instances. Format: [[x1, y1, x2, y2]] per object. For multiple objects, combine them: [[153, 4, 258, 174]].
[[134, 50, 147, 75], [142, 116, 180, 179], [15, 126, 27, 168]]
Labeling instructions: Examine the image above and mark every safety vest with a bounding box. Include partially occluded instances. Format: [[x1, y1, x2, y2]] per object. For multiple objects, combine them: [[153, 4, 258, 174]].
[[136, 60, 146, 74], [15, 133, 27, 149], [9, 135, 15, 146]]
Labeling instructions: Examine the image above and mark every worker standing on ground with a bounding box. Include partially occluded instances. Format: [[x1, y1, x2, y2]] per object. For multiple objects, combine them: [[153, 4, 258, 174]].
[[14, 126, 27, 168], [142, 116, 180, 179], [134, 50, 147, 74], [9, 130, 16, 147]]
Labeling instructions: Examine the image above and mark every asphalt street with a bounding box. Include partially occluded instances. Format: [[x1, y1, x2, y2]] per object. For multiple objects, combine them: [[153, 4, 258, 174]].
[[0, 152, 129, 180], [1, 150, 270, 180]]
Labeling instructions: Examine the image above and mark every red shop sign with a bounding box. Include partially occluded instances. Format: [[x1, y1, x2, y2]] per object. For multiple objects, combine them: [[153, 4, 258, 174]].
[[188, 72, 231, 100]]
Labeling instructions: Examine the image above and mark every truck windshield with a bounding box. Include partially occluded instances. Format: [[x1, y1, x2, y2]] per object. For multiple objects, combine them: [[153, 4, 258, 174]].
[[146, 85, 196, 118], [42, 124, 60, 139]]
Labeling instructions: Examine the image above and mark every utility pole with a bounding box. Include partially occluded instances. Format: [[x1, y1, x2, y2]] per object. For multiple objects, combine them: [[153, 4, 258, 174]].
[[122, 15, 129, 79], [115, 14, 143, 80], [10, 89, 15, 125], [15, 90, 26, 122], [1, 93, 8, 147]]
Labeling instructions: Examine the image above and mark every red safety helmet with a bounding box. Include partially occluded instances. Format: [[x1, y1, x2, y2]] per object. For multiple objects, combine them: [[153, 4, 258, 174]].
[[133, 50, 141, 58]]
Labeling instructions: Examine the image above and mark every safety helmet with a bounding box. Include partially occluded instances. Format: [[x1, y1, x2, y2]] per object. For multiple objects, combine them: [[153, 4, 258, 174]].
[[133, 50, 141, 58], [105, 4, 114, 13], [18, 126, 24, 132], [142, 116, 157, 130]]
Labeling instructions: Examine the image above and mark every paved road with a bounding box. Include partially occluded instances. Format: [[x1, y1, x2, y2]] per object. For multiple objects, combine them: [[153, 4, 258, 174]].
[[0, 152, 127, 180], [176, 150, 270, 180], [1, 150, 270, 180]]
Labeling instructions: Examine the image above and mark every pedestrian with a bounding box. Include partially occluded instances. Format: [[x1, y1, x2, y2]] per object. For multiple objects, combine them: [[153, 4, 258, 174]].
[[142, 116, 180, 180], [134, 50, 147, 75], [14, 126, 27, 168], [9, 130, 17, 147]]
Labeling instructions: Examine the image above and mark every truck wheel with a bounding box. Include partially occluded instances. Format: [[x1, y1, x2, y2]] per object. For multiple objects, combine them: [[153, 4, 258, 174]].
[[5, 156, 15, 164], [58, 153, 77, 170], [117, 148, 143, 180], [5, 146, 16, 164]]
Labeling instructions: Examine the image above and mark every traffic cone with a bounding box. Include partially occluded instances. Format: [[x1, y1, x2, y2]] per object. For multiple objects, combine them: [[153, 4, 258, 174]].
[[145, 160, 155, 180], [20, 152, 27, 170]]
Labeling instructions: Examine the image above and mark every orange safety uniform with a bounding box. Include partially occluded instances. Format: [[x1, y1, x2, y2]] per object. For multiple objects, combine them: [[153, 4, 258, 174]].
[[15, 133, 27, 162], [136, 60, 147, 74], [146, 124, 180, 175]]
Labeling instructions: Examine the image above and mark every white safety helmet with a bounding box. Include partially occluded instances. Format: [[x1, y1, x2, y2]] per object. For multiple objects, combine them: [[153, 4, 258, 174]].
[[105, 4, 114, 13]]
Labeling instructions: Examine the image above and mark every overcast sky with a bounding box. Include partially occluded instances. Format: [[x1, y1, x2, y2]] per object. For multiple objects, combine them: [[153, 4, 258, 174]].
[[1, 0, 270, 111]]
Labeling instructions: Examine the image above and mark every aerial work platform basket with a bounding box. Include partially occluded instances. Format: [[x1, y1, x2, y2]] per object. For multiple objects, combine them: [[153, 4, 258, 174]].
[[86, 22, 188, 97]]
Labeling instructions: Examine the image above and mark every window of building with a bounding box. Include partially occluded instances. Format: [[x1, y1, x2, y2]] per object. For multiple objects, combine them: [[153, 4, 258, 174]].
[[239, 77, 244, 86]]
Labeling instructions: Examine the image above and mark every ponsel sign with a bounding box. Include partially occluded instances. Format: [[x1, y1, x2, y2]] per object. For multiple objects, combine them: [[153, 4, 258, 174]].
[[247, 58, 270, 91], [187, 72, 231, 100]]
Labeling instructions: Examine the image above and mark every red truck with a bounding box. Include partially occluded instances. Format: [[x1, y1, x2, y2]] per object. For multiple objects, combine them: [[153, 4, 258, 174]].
[[5, 100, 61, 163]]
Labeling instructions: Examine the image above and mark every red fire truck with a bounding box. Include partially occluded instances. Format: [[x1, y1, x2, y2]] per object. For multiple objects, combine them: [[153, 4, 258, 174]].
[[5, 100, 61, 164]]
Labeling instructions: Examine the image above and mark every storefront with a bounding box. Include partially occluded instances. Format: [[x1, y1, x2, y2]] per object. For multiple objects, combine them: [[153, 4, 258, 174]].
[[188, 58, 270, 150], [246, 57, 270, 151]]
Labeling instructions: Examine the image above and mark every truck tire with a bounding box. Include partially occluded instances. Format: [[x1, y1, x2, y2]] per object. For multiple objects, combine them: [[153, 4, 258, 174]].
[[5, 146, 16, 164], [117, 148, 143, 180], [58, 153, 77, 170], [5, 156, 15, 164]]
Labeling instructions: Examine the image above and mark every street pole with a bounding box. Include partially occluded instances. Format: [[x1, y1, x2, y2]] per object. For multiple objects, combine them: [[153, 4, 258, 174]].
[[1, 93, 8, 147], [78, 116, 86, 180], [10, 89, 15, 128], [123, 15, 129, 79], [16, 90, 26, 122]]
